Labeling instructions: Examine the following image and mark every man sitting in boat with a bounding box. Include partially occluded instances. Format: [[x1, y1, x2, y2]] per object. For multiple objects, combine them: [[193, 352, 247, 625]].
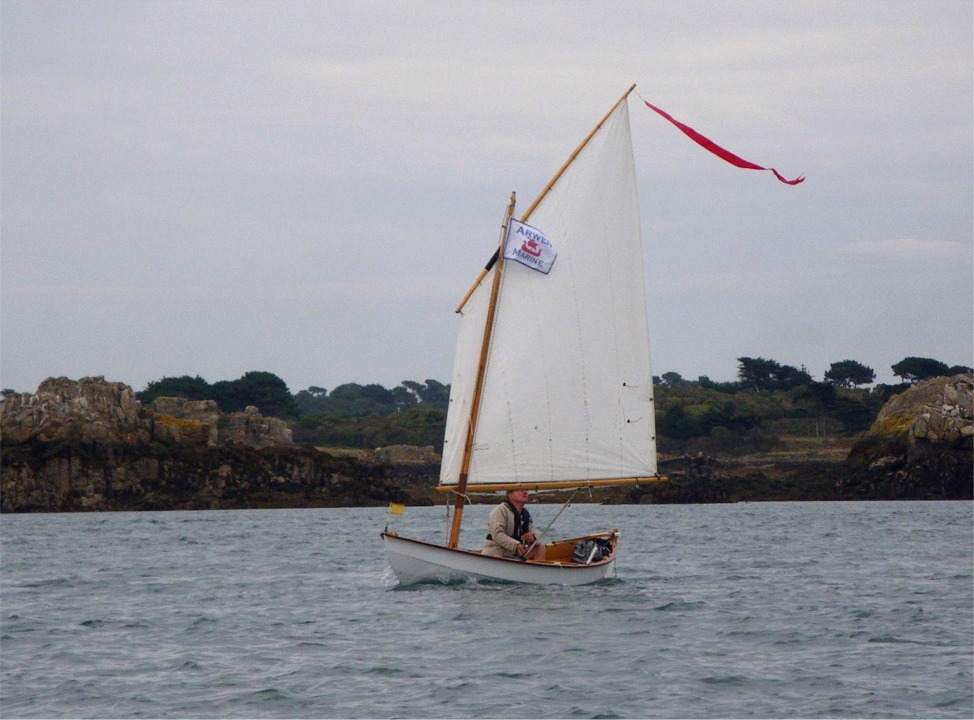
[[482, 489, 546, 561]]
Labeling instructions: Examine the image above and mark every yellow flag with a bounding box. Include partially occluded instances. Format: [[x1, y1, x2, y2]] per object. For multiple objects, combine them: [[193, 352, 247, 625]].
[[389, 503, 405, 515]]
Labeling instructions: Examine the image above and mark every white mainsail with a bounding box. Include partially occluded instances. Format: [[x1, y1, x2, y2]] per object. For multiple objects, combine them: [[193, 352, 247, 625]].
[[440, 98, 656, 489]]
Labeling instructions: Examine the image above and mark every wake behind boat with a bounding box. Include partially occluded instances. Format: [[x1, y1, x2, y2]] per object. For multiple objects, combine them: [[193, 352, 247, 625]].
[[382, 85, 666, 586]]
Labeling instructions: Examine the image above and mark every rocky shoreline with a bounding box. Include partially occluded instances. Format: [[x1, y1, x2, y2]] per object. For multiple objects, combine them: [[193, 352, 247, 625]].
[[1, 375, 970, 513]]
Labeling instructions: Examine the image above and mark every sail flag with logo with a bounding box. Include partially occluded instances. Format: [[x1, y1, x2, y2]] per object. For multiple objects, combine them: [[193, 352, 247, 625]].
[[503, 219, 557, 274]]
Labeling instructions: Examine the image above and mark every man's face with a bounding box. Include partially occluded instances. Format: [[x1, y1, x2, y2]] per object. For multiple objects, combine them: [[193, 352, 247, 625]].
[[509, 489, 529, 504]]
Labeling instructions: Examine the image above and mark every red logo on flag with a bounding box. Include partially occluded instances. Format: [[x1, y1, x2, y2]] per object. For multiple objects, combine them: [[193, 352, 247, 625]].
[[520, 239, 543, 257]]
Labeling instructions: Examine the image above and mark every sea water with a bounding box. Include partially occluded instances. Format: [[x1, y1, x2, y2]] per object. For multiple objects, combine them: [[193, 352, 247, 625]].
[[1, 502, 971, 719]]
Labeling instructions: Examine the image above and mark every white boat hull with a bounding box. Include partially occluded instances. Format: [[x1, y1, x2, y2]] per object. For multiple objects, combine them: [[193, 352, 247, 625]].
[[382, 531, 617, 586]]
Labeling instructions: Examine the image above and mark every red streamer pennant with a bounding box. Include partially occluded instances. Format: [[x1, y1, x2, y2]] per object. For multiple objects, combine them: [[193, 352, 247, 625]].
[[643, 100, 804, 185]]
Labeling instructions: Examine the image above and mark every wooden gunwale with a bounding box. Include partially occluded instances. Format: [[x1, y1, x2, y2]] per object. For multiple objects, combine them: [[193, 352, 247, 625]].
[[383, 530, 618, 568]]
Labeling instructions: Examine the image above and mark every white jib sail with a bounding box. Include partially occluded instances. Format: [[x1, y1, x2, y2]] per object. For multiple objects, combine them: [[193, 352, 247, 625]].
[[440, 99, 656, 488]]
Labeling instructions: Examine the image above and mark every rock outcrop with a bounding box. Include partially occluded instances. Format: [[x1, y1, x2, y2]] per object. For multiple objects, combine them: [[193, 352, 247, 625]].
[[4, 374, 970, 512], [843, 374, 973, 499], [375, 445, 436, 464], [1, 377, 436, 512], [0, 377, 293, 449], [1, 376, 148, 446], [148, 396, 292, 447]]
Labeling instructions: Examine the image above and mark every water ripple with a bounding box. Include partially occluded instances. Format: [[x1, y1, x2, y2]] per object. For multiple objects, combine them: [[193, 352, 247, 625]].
[[1, 502, 971, 719]]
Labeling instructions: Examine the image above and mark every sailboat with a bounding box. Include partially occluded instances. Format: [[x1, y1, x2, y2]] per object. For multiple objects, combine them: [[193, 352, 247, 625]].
[[382, 84, 666, 586]]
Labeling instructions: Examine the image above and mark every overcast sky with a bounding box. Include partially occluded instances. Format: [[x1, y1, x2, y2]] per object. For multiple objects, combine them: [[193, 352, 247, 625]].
[[2, 0, 971, 396]]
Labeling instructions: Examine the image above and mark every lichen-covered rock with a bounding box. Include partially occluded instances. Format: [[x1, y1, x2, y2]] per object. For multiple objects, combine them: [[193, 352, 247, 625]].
[[144, 398, 292, 447], [223, 406, 293, 447], [0, 376, 440, 512], [375, 445, 437, 464], [844, 374, 973, 499], [149, 397, 221, 446], [0, 376, 150, 446], [1, 377, 302, 512]]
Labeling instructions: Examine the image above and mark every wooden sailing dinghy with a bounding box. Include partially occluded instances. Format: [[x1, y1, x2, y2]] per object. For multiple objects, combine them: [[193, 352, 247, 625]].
[[382, 85, 666, 586]]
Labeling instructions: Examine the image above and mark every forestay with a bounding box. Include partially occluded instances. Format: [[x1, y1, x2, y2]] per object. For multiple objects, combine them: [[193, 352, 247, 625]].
[[440, 100, 657, 489]]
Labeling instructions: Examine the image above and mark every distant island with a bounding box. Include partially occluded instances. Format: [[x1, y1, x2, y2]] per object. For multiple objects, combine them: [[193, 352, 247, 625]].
[[0, 368, 970, 512]]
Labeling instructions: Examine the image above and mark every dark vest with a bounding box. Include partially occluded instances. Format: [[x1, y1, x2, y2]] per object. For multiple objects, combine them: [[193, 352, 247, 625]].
[[486, 500, 532, 542], [503, 499, 532, 540]]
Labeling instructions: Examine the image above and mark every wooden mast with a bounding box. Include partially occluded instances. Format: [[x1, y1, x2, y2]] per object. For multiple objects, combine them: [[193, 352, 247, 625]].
[[447, 192, 517, 549], [455, 83, 637, 314]]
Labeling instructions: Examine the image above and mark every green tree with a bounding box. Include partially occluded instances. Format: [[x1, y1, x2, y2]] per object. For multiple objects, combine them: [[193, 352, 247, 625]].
[[290, 380, 451, 418], [400, 379, 450, 408], [207, 371, 296, 417], [137, 375, 212, 403], [326, 383, 398, 417], [392, 385, 418, 412], [737, 357, 779, 392], [292, 405, 447, 450], [235, 371, 296, 418], [891, 356, 950, 383], [138, 371, 296, 417], [294, 386, 328, 415], [778, 364, 814, 389], [209, 379, 241, 411], [830, 393, 883, 433], [793, 381, 837, 415], [824, 360, 876, 388], [658, 404, 696, 440], [737, 357, 812, 392], [697, 376, 741, 393], [420, 379, 450, 407]]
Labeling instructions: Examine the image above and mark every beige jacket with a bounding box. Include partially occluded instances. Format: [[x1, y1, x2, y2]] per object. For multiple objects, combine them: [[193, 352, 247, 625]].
[[482, 501, 534, 558]]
